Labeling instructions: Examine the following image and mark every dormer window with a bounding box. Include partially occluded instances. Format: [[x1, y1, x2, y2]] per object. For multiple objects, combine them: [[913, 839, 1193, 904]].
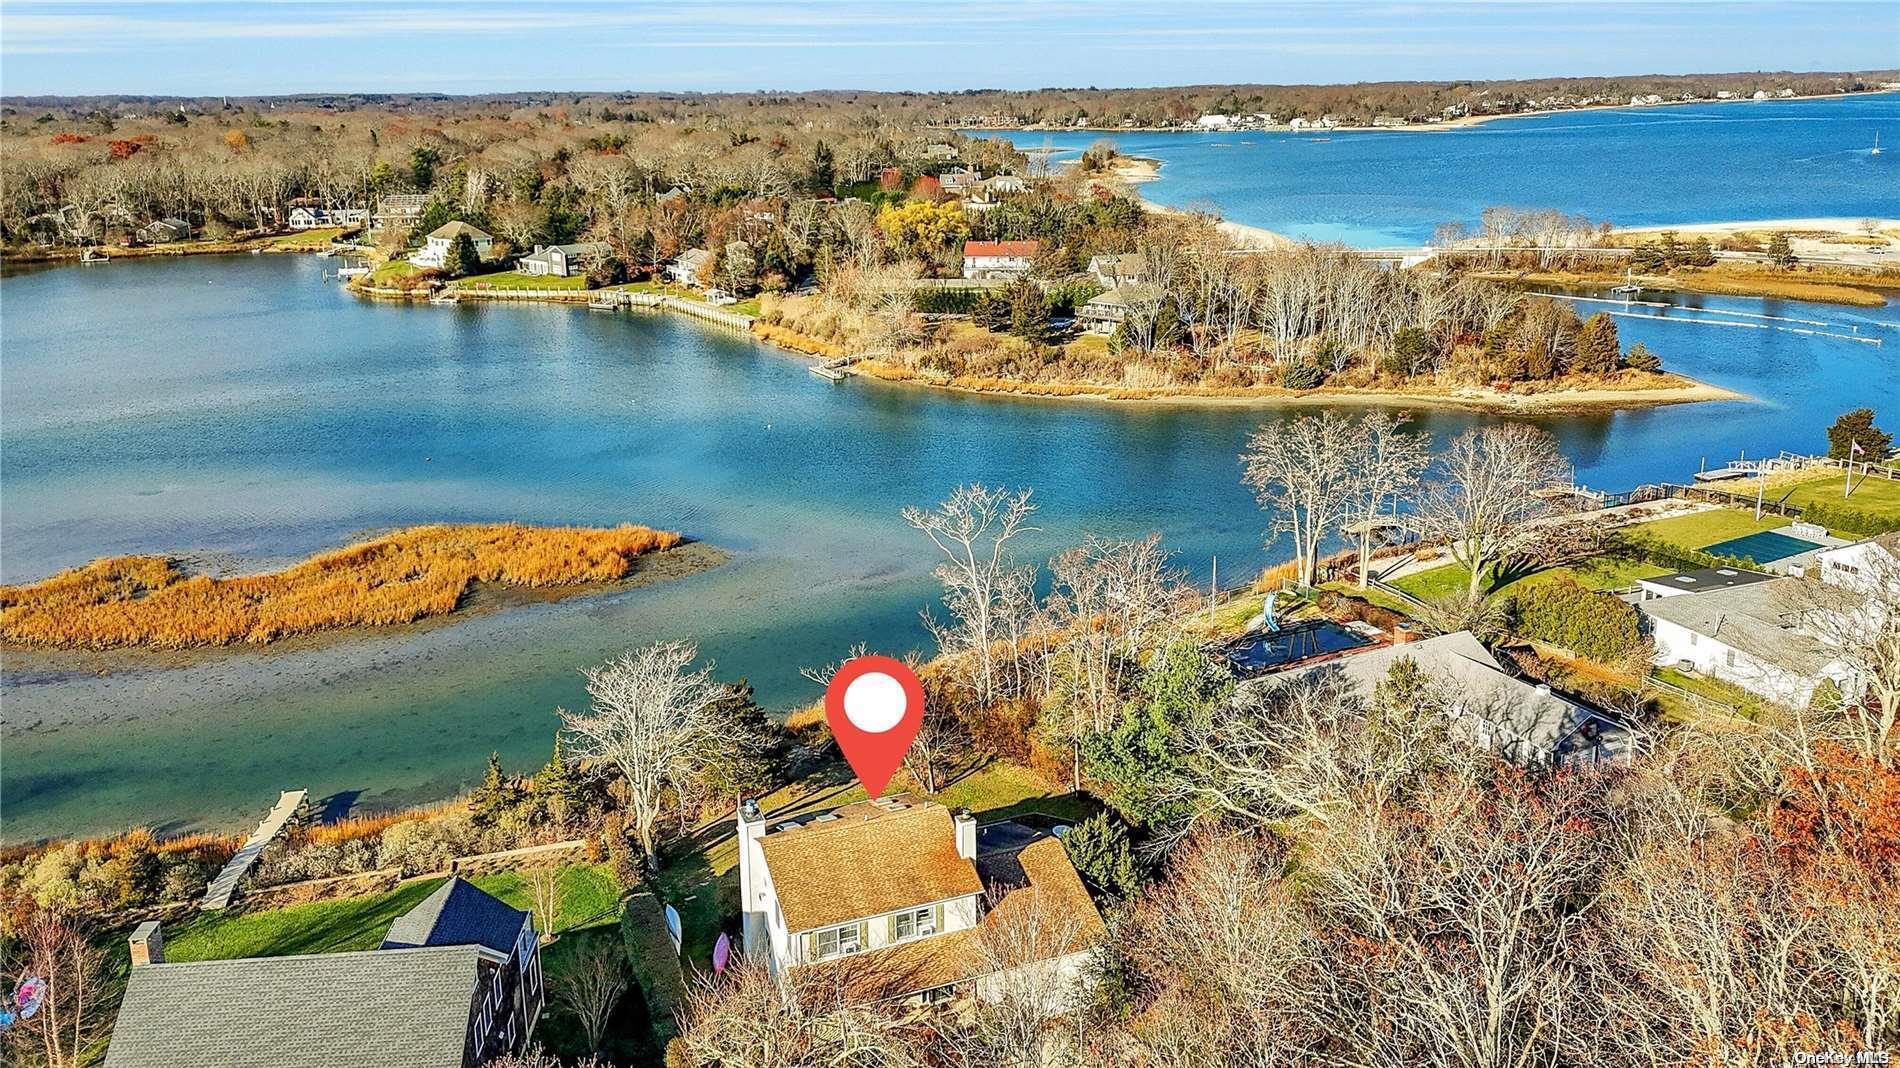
[[892, 906, 937, 942], [813, 922, 862, 961]]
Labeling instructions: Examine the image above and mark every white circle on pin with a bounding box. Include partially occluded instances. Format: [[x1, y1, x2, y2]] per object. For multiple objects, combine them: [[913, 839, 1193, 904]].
[[842, 671, 907, 733]]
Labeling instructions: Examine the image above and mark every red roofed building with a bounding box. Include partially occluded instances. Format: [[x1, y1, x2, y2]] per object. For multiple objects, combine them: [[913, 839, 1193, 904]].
[[962, 239, 1040, 279]]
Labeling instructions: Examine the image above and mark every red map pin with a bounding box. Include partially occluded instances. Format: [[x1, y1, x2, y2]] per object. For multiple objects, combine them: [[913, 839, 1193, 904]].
[[824, 655, 925, 800]]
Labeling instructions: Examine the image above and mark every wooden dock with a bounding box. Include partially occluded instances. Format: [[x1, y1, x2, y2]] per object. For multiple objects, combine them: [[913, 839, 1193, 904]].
[[200, 789, 306, 910]]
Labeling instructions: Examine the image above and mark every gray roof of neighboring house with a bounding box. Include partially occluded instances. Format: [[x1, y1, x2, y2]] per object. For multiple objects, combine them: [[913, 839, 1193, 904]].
[[1082, 284, 1161, 311], [103, 946, 482, 1068], [428, 221, 492, 241], [524, 241, 611, 262], [382, 876, 532, 956], [673, 248, 711, 268], [1263, 631, 1634, 765], [1639, 576, 1838, 677]]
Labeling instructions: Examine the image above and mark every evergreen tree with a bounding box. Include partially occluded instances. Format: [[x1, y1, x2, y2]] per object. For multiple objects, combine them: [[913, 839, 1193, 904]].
[[1084, 643, 1235, 828], [409, 146, 441, 190], [1768, 231, 1798, 267], [471, 752, 519, 828], [1826, 408, 1892, 461], [1005, 276, 1050, 343], [1657, 230, 1681, 269], [807, 140, 835, 193], [1062, 812, 1141, 899], [537, 735, 580, 828], [447, 233, 482, 278], [1687, 235, 1717, 267], [1622, 341, 1662, 372], [1573, 312, 1621, 375]]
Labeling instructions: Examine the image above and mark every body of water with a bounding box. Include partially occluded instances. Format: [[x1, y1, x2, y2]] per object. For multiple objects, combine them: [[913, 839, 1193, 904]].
[[984, 93, 1898, 246], [4, 192, 1898, 842]]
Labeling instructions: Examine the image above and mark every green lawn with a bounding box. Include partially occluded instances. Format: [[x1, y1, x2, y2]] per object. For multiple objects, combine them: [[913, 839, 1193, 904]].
[[165, 863, 621, 963], [1622, 508, 1791, 552], [1393, 555, 1669, 603], [1654, 666, 1776, 723], [263, 227, 346, 249], [368, 260, 423, 284], [1773, 471, 1900, 517], [456, 270, 589, 291]]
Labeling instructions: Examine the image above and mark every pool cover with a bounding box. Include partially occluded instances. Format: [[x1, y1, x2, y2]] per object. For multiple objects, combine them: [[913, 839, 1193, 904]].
[[1700, 530, 1821, 564], [1221, 621, 1370, 675]]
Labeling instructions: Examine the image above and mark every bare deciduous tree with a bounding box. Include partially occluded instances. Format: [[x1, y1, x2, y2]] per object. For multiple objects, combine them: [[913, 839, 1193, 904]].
[[1415, 423, 1573, 599], [552, 938, 631, 1053], [1241, 412, 1364, 588], [1346, 410, 1431, 589], [559, 640, 737, 870], [904, 484, 1038, 705]]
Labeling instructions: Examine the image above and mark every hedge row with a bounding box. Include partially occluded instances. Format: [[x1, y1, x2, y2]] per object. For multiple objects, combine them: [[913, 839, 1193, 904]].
[[1795, 500, 1900, 538], [1502, 576, 1642, 663]]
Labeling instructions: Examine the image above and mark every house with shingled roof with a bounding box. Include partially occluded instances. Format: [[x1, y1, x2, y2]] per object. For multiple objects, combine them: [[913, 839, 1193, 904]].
[[103, 876, 542, 1068], [737, 794, 1104, 1005], [961, 239, 1040, 279], [411, 221, 494, 269]]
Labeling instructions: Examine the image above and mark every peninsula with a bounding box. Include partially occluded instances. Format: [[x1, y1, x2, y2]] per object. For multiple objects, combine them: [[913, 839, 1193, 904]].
[[0, 523, 705, 650]]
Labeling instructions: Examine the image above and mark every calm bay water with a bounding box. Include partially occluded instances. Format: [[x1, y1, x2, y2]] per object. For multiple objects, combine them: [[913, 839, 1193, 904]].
[[4, 148, 1898, 841], [990, 92, 1898, 245]]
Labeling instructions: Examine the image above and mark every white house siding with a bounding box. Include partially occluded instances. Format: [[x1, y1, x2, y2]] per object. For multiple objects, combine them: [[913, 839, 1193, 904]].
[[1649, 617, 1821, 706]]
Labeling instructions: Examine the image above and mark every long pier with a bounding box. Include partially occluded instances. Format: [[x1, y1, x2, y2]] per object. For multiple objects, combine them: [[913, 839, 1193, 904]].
[[201, 789, 307, 910]]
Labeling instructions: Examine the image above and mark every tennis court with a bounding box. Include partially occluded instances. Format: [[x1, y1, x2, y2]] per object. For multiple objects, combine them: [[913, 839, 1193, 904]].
[[1700, 530, 1822, 564]]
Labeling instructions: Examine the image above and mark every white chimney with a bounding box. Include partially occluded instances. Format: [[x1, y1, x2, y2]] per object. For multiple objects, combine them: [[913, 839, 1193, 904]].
[[130, 920, 164, 966], [735, 799, 768, 957], [953, 808, 977, 861]]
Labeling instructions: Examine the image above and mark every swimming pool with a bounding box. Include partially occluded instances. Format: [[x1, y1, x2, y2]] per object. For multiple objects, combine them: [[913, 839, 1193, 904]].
[[1219, 620, 1373, 676], [1701, 530, 1823, 564]]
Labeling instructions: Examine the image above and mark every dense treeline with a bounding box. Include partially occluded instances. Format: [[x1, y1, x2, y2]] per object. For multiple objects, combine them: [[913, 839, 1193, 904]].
[[935, 69, 1895, 126]]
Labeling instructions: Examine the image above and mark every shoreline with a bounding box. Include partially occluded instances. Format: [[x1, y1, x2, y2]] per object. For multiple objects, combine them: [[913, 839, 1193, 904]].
[[959, 87, 1899, 138], [848, 359, 1748, 414]]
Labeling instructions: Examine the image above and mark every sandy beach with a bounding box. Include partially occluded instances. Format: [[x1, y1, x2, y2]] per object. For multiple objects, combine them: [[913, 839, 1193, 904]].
[[851, 359, 1747, 414], [1096, 155, 1292, 248]]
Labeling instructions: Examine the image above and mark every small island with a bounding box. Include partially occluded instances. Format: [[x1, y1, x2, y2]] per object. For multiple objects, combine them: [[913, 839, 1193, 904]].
[[0, 522, 705, 650]]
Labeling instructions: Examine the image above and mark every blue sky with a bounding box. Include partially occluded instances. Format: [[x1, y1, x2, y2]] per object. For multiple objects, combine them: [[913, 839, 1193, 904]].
[[1, 1, 1894, 97]]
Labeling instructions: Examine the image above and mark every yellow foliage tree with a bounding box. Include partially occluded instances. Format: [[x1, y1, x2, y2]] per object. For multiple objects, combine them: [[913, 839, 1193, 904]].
[[876, 200, 969, 259]]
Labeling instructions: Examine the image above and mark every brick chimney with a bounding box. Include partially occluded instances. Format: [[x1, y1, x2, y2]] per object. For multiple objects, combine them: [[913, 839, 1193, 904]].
[[1392, 622, 1417, 645], [130, 920, 164, 966], [953, 808, 977, 860]]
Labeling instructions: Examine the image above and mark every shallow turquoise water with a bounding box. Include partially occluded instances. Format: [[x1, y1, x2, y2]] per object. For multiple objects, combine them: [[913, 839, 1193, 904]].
[[986, 92, 1899, 246], [2, 247, 1896, 840]]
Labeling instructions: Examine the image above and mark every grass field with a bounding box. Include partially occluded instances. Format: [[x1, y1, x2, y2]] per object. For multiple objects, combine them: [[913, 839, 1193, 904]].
[[1391, 555, 1670, 602], [1773, 471, 1900, 517], [368, 260, 424, 284], [1621, 508, 1793, 552], [263, 227, 347, 250], [456, 270, 589, 291], [164, 863, 622, 963]]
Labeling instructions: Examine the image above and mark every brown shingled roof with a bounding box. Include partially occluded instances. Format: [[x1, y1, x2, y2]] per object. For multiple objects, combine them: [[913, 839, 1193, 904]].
[[758, 797, 984, 934], [817, 834, 1106, 1002], [963, 240, 1040, 258]]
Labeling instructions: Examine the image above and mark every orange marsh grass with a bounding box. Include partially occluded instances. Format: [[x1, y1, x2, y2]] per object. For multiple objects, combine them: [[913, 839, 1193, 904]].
[[1, 522, 682, 650]]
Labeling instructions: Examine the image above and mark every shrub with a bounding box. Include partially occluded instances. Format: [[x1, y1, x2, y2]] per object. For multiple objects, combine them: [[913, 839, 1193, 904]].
[[1278, 361, 1325, 390], [1799, 500, 1900, 537], [1063, 812, 1141, 899], [378, 812, 479, 876], [1612, 530, 1758, 573], [1502, 576, 1640, 662]]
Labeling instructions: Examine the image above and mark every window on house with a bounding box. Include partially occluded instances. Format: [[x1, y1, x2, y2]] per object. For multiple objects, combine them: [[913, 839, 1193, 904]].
[[892, 906, 937, 942], [813, 922, 862, 961]]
